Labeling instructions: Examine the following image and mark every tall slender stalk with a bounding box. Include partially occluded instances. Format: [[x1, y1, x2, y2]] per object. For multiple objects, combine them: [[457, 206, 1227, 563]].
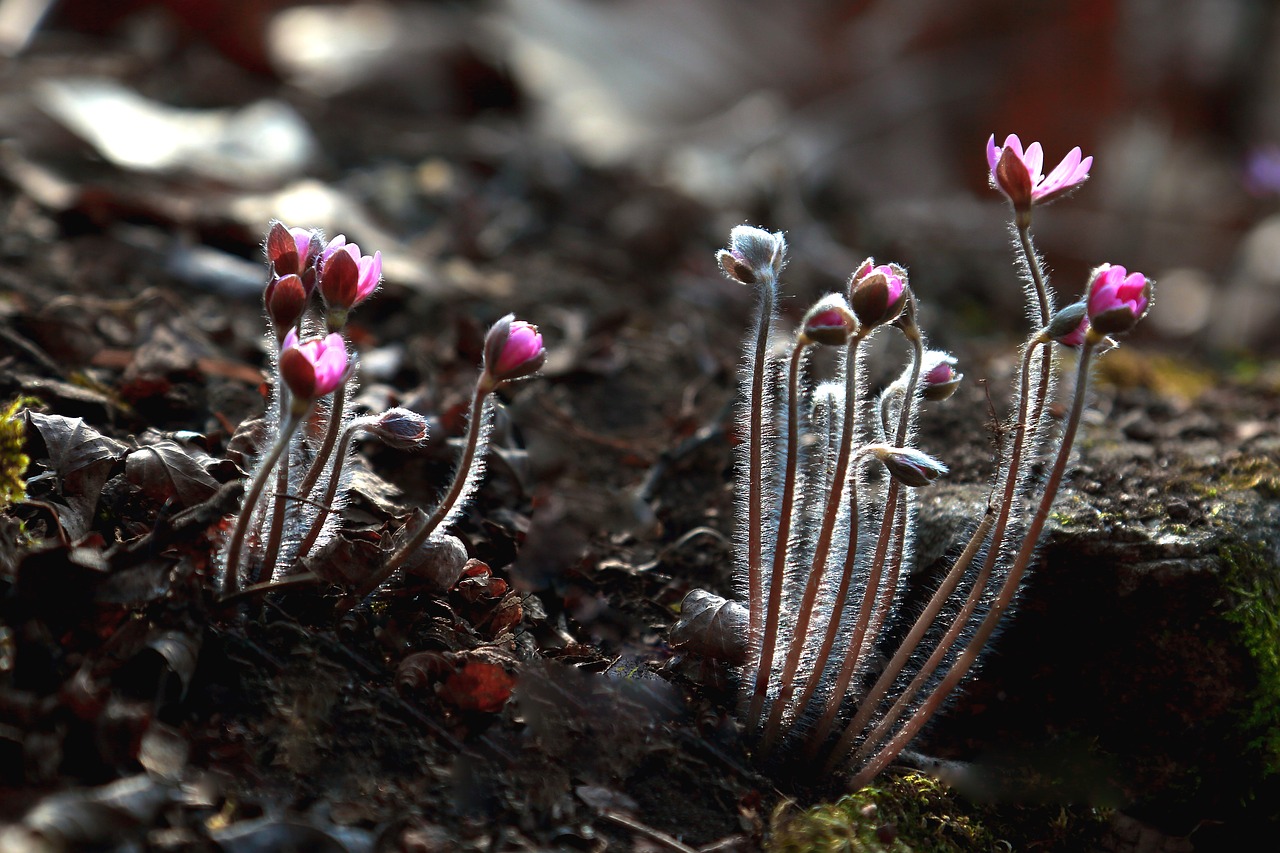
[[744, 279, 776, 688], [295, 417, 365, 560], [295, 375, 349, 510], [843, 339, 1096, 784], [807, 335, 923, 749], [224, 411, 303, 594], [748, 342, 808, 732], [757, 334, 865, 748]]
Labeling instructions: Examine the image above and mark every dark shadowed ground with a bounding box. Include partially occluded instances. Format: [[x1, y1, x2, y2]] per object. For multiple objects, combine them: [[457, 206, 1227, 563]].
[[1, 2, 1279, 851]]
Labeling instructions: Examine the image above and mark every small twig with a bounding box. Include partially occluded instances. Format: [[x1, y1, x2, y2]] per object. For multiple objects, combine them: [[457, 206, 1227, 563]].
[[601, 811, 700, 853]]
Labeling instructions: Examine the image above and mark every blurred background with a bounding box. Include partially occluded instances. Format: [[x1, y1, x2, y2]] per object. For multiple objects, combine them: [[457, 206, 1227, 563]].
[[3, 0, 1280, 357]]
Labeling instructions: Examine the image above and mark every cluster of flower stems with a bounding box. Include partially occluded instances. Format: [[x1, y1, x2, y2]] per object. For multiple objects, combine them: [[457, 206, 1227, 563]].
[[688, 135, 1151, 785], [220, 223, 544, 600]]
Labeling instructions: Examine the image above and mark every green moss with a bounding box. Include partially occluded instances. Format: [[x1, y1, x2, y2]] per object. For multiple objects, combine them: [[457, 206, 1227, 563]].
[[768, 773, 1110, 852], [0, 396, 41, 508], [1220, 541, 1280, 777]]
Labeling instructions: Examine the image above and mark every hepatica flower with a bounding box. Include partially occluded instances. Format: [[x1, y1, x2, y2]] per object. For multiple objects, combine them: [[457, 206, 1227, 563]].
[[987, 134, 1092, 213], [800, 294, 857, 346], [849, 263, 908, 328], [319, 235, 382, 312], [279, 330, 348, 403], [266, 222, 316, 279], [1086, 264, 1151, 335], [483, 314, 546, 389]]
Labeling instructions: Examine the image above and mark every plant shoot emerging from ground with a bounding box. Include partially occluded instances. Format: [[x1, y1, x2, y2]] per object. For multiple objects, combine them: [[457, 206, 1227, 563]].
[[673, 134, 1151, 785]]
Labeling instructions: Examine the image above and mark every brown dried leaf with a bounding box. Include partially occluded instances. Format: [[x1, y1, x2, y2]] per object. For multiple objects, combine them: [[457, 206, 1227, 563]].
[[124, 441, 220, 507], [24, 411, 125, 495]]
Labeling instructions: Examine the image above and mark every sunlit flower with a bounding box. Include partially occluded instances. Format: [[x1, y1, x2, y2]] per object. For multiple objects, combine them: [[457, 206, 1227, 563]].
[[849, 263, 908, 328], [319, 235, 382, 310], [279, 330, 348, 401], [987, 134, 1092, 213], [1086, 264, 1151, 335], [800, 294, 857, 346], [483, 314, 546, 387], [266, 222, 316, 279]]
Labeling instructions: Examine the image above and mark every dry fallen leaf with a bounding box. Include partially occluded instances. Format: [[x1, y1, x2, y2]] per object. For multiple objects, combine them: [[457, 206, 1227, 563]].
[[125, 441, 221, 507]]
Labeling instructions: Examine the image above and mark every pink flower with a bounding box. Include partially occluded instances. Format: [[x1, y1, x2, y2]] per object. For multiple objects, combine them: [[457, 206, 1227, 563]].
[[319, 235, 382, 310], [1086, 264, 1151, 335], [800, 294, 856, 346], [279, 329, 348, 400], [716, 226, 787, 285], [483, 314, 546, 386], [266, 222, 316, 278], [921, 352, 962, 401], [849, 263, 908, 328], [263, 273, 307, 335], [987, 134, 1092, 212]]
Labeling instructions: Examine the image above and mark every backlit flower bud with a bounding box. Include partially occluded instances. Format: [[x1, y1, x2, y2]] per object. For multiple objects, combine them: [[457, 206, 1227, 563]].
[[799, 294, 857, 346], [920, 352, 962, 401], [717, 225, 786, 285], [1086, 264, 1151, 336], [264, 273, 307, 336], [279, 330, 348, 403], [366, 407, 430, 450], [849, 263, 908, 328], [483, 314, 546, 389], [266, 222, 316, 278], [317, 235, 382, 327], [870, 444, 949, 487], [1044, 301, 1089, 347]]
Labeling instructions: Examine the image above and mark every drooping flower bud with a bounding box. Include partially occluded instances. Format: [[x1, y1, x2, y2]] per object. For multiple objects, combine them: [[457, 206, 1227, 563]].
[[849, 263, 908, 328], [365, 407, 430, 450], [482, 314, 546, 389], [1043, 301, 1089, 347], [798, 294, 857, 346], [920, 351, 962, 401], [1086, 264, 1152, 336], [716, 225, 786, 285], [279, 330, 349, 404], [869, 444, 949, 487], [264, 273, 307, 337]]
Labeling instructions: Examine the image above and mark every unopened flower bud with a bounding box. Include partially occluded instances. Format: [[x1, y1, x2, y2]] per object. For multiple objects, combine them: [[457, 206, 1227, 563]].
[[264, 273, 307, 335], [1044, 301, 1089, 347], [849, 263, 908, 328], [366, 407, 430, 449], [920, 352, 962, 401], [266, 222, 316, 278], [482, 314, 546, 389], [870, 444, 948, 487], [1086, 264, 1152, 336], [717, 225, 786, 285], [799, 294, 857, 346]]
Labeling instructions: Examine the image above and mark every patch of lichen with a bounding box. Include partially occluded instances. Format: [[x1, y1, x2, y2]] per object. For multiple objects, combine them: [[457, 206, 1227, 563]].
[[1220, 540, 1280, 779], [0, 396, 42, 508], [767, 773, 1109, 852], [1213, 457, 1280, 501]]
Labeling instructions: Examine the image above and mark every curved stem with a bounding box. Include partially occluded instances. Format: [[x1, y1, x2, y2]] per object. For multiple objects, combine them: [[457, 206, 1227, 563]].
[[358, 379, 490, 597], [749, 341, 807, 735], [259, 385, 292, 585], [224, 411, 303, 593], [846, 340, 1095, 786], [839, 338, 1046, 770], [808, 334, 923, 749], [758, 335, 864, 748], [295, 419, 365, 561]]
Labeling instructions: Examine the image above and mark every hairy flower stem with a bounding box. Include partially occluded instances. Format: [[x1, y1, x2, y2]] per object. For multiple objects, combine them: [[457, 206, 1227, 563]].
[[357, 380, 490, 597], [758, 335, 865, 749], [1018, 223, 1055, 437], [845, 339, 1096, 786], [225, 410, 304, 593], [748, 341, 809, 732], [259, 414, 292, 584], [295, 370, 349, 510], [807, 334, 923, 750], [744, 278, 777, 686], [295, 418, 365, 560], [835, 337, 1047, 769]]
